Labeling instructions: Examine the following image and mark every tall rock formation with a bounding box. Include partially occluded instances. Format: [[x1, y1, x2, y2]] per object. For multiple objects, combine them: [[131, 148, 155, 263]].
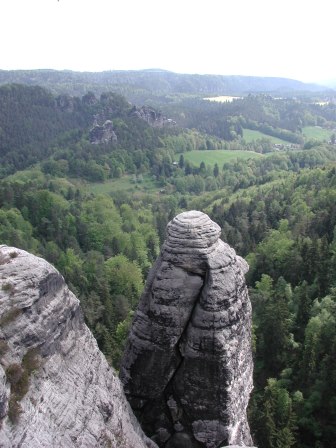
[[89, 120, 118, 144], [0, 245, 156, 448], [120, 211, 253, 448], [129, 106, 176, 127]]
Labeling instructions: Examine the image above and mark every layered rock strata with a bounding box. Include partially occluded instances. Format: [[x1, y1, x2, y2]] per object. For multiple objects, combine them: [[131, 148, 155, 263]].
[[0, 245, 155, 448], [120, 211, 253, 448]]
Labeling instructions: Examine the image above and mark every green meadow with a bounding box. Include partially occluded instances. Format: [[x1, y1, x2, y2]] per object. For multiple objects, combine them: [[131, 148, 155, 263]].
[[84, 174, 160, 196], [242, 129, 290, 144], [183, 149, 262, 166], [302, 126, 333, 141]]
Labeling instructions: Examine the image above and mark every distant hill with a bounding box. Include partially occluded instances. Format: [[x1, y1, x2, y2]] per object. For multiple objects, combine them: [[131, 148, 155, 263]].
[[319, 79, 336, 89], [0, 83, 167, 177], [0, 83, 91, 175], [0, 69, 330, 102]]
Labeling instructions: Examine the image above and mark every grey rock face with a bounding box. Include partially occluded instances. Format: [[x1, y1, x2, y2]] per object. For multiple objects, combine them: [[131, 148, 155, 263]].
[[120, 211, 253, 448], [89, 119, 118, 144], [55, 94, 77, 112], [221, 446, 257, 448], [0, 245, 156, 448], [129, 105, 176, 127]]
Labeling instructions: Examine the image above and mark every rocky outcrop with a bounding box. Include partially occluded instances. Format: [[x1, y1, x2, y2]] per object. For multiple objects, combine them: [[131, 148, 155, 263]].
[[0, 245, 156, 448], [222, 446, 256, 448], [55, 94, 78, 112], [129, 106, 176, 127], [89, 119, 118, 144], [120, 211, 253, 448]]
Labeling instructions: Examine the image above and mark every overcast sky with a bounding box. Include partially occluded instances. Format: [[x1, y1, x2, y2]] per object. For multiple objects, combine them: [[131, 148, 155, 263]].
[[1, 0, 335, 83]]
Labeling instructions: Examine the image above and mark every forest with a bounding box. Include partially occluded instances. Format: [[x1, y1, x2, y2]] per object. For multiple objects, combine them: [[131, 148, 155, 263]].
[[0, 81, 335, 447], [0, 69, 328, 100]]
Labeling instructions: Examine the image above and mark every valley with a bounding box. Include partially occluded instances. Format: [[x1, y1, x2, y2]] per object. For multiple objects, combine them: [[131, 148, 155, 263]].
[[0, 72, 335, 447]]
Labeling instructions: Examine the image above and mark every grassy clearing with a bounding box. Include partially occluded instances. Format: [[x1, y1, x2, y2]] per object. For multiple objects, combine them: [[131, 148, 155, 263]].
[[85, 174, 161, 196], [84, 150, 262, 197], [242, 129, 290, 144], [302, 126, 333, 141], [183, 149, 262, 166]]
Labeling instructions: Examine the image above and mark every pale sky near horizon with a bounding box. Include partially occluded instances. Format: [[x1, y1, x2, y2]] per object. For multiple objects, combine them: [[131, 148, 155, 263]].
[[1, 0, 335, 83]]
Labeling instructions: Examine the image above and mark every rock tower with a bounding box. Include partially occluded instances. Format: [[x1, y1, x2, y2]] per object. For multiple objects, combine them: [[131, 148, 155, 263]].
[[120, 211, 254, 448]]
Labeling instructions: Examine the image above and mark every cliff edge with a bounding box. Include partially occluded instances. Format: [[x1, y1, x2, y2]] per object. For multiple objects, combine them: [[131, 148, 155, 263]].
[[0, 245, 156, 448]]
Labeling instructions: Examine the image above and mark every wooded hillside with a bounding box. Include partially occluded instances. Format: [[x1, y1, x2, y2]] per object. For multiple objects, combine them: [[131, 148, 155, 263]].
[[0, 83, 335, 447]]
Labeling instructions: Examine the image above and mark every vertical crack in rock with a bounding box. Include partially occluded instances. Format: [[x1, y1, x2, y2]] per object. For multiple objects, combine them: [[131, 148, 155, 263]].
[[162, 270, 209, 447], [120, 211, 253, 448]]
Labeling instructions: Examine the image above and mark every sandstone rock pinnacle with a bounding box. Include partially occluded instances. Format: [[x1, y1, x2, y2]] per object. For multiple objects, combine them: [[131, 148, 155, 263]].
[[120, 211, 254, 448], [0, 245, 155, 448]]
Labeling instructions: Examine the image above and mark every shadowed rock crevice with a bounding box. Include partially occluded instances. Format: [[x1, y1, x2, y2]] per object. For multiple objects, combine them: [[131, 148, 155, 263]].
[[120, 211, 253, 448]]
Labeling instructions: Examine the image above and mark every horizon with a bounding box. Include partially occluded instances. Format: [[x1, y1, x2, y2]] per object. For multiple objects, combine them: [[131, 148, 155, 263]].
[[1, 0, 335, 85], [0, 66, 333, 88]]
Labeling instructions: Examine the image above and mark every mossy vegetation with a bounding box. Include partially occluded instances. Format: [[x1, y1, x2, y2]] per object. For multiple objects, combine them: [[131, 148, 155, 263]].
[[1, 283, 14, 293], [0, 340, 9, 357], [6, 349, 40, 424], [9, 251, 18, 259], [0, 308, 21, 327]]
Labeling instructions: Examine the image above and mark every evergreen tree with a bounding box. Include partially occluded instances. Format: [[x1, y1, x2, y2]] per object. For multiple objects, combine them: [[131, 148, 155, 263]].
[[213, 162, 219, 177]]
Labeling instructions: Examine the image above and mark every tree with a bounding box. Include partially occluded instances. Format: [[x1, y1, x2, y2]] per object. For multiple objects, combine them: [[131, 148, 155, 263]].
[[213, 163, 219, 177], [178, 154, 185, 168], [184, 161, 192, 175], [262, 378, 297, 448], [294, 281, 311, 342], [253, 275, 294, 377], [199, 161, 206, 175], [299, 292, 336, 445], [255, 220, 295, 280], [104, 254, 143, 306]]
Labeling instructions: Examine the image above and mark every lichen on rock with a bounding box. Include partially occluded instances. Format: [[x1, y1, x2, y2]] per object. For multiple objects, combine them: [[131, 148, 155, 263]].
[[120, 211, 254, 448]]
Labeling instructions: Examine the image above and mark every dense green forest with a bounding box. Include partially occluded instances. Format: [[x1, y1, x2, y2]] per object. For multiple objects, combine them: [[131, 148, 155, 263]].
[[0, 69, 329, 101], [0, 83, 336, 447], [161, 94, 336, 145]]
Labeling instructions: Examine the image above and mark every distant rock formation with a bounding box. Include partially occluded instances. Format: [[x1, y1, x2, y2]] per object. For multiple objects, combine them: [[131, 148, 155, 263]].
[[55, 94, 77, 112], [120, 211, 254, 448], [89, 119, 118, 144], [129, 105, 176, 127], [0, 245, 155, 448]]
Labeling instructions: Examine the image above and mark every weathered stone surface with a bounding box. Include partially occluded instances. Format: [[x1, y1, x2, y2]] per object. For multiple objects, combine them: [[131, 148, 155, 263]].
[[120, 211, 253, 448], [0, 245, 156, 448], [89, 119, 117, 144], [129, 105, 176, 127], [55, 94, 77, 112]]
